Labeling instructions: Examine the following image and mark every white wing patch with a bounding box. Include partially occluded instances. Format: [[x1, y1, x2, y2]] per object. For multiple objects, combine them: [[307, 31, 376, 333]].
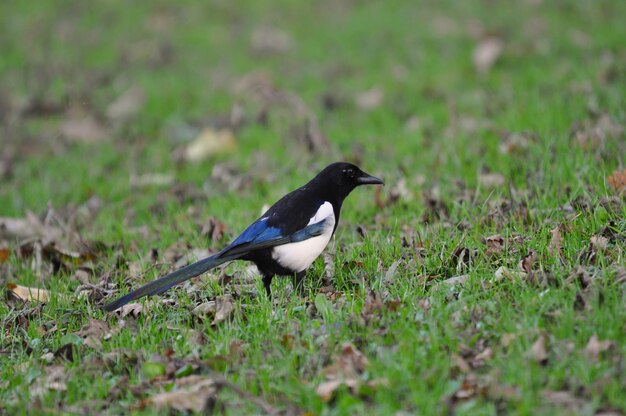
[[272, 201, 335, 272]]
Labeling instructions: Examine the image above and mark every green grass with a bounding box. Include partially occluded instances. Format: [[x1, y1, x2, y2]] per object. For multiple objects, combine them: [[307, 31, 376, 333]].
[[1, 0, 625, 414]]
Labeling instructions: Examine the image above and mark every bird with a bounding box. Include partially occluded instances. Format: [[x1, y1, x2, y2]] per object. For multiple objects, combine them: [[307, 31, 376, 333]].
[[103, 162, 383, 312]]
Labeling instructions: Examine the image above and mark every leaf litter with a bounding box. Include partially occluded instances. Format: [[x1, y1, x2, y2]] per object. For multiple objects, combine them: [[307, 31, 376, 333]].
[[316, 342, 388, 402]]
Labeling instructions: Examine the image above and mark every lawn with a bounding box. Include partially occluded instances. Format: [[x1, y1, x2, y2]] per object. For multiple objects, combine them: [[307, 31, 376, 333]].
[[1, 0, 625, 414]]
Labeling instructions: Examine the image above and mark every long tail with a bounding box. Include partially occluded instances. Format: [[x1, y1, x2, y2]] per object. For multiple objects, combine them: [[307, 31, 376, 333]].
[[103, 253, 235, 312]]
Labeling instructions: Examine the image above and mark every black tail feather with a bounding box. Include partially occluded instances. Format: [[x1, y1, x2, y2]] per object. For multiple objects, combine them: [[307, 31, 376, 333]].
[[103, 253, 234, 312]]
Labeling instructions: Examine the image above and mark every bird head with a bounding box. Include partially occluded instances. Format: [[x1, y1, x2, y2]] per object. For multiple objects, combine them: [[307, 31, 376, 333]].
[[314, 162, 383, 201]]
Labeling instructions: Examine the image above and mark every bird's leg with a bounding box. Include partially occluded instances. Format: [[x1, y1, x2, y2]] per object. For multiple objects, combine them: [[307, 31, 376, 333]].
[[263, 274, 273, 297], [293, 271, 306, 296]]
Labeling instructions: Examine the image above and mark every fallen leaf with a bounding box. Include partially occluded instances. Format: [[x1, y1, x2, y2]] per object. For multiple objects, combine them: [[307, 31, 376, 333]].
[[288, 117, 330, 154], [193, 295, 236, 326], [120, 303, 144, 318], [193, 301, 217, 316], [383, 259, 402, 285], [474, 347, 493, 362], [335, 342, 368, 375], [184, 127, 236, 162], [548, 225, 564, 257], [528, 335, 548, 365], [479, 172, 505, 188], [590, 235, 609, 251], [584, 334, 614, 362], [607, 169, 626, 192], [441, 274, 469, 287], [316, 379, 343, 402], [483, 235, 505, 256], [454, 378, 479, 400], [129, 173, 175, 188], [315, 342, 373, 402], [7, 283, 50, 302], [0, 213, 63, 241], [499, 132, 531, 155], [579, 235, 610, 264], [452, 353, 471, 373], [519, 250, 538, 274], [30, 365, 68, 397], [376, 177, 411, 208], [106, 86, 146, 122], [571, 113, 623, 150], [250, 26, 293, 55], [60, 116, 109, 144], [40, 352, 55, 364], [212, 295, 236, 325], [473, 35, 504, 74], [145, 377, 217, 412], [355, 87, 384, 111], [0, 246, 9, 262], [542, 390, 585, 411], [201, 217, 228, 243], [76, 319, 110, 349]]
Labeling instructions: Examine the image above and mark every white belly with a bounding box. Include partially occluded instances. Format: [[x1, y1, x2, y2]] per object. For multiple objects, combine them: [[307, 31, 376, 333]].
[[271, 201, 335, 272]]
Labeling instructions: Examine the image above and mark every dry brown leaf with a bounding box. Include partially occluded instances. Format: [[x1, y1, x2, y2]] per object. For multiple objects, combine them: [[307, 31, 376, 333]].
[[0, 214, 63, 241], [548, 225, 564, 257], [499, 132, 531, 155], [584, 334, 615, 362], [212, 295, 236, 325], [571, 113, 624, 150], [579, 235, 610, 265], [355, 87, 384, 111], [474, 347, 493, 362], [193, 295, 236, 325], [201, 216, 228, 243], [250, 26, 293, 55], [479, 172, 505, 188], [607, 169, 626, 192], [106, 86, 146, 121], [60, 116, 109, 144], [315, 341, 388, 401], [483, 235, 505, 256], [441, 274, 469, 287], [0, 246, 9, 262], [453, 375, 480, 400], [519, 250, 538, 274], [193, 301, 216, 316], [7, 283, 51, 302], [129, 173, 174, 188], [30, 365, 68, 397], [594, 409, 625, 416], [120, 303, 144, 318], [77, 319, 110, 349], [337, 342, 369, 375], [452, 353, 471, 373], [145, 377, 217, 412], [316, 378, 387, 402], [529, 335, 548, 365], [542, 390, 586, 410], [590, 235, 609, 251], [184, 127, 236, 162], [473, 36, 504, 74], [316, 379, 344, 402]]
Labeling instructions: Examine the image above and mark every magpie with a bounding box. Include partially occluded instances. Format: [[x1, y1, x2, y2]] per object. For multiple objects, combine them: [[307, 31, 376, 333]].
[[103, 162, 383, 311]]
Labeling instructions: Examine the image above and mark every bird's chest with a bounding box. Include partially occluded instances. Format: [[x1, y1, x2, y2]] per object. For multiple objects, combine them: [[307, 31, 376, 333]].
[[271, 202, 336, 272]]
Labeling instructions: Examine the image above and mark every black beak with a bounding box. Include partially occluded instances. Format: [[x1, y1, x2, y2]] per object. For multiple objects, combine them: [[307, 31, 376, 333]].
[[356, 172, 384, 186]]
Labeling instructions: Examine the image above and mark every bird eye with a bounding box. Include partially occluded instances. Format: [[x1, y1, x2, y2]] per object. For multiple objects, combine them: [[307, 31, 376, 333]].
[[343, 168, 355, 178]]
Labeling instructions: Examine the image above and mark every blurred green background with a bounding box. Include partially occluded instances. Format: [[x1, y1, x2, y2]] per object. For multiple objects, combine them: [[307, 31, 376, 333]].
[[1, 0, 625, 414]]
